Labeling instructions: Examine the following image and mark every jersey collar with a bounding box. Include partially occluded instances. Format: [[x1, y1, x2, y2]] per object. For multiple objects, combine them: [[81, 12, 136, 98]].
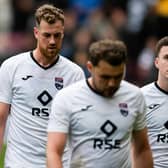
[[30, 51, 60, 70], [155, 82, 168, 95]]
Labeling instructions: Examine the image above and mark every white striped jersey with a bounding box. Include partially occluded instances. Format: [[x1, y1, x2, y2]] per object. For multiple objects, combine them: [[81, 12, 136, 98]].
[[141, 82, 168, 168], [0, 51, 85, 168], [48, 79, 147, 168]]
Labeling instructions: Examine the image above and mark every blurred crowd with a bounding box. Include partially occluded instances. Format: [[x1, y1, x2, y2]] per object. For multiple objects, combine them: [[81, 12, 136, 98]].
[[0, 0, 168, 86]]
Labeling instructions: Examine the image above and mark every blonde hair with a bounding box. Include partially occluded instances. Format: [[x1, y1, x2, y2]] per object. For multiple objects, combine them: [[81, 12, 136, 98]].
[[35, 4, 65, 26]]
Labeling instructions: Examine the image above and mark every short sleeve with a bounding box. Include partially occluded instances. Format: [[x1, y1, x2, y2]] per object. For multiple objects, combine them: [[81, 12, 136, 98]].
[[0, 60, 13, 104], [47, 91, 70, 133], [133, 93, 147, 131]]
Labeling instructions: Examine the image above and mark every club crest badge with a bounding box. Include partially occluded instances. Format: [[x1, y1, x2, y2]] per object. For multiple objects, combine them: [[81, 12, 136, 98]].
[[55, 77, 63, 90], [119, 103, 128, 117]]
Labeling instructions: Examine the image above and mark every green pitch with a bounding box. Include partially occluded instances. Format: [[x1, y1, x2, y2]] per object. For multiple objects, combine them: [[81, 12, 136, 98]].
[[0, 144, 6, 168]]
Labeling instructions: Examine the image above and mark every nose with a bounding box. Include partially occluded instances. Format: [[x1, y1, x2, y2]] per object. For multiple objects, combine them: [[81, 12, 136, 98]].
[[49, 36, 56, 44]]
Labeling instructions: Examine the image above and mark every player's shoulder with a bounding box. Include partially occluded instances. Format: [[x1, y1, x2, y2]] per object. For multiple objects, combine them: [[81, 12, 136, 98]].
[[121, 80, 141, 92], [141, 82, 167, 99], [1, 51, 30, 67], [59, 55, 83, 72], [56, 79, 85, 97], [119, 80, 147, 106], [119, 80, 144, 99], [141, 82, 155, 92]]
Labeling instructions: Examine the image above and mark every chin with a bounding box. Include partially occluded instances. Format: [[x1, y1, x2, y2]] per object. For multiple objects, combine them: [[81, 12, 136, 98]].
[[102, 92, 113, 98], [104, 90, 117, 98], [48, 51, 57, 57]]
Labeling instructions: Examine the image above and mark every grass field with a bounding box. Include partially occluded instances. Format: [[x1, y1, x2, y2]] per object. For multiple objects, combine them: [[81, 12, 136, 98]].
[[0, 144, 6, 168]]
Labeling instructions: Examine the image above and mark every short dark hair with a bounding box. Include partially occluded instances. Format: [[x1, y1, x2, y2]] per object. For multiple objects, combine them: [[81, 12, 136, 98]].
[[89, 39, 127, 66], [35, 4, 65, 26], [155, 36, 168, 57]]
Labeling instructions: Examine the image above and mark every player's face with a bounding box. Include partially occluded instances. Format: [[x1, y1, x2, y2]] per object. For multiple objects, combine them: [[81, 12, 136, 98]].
[[87, 60, 125, 97], [155, 46, 168, 80], [34, 20, 64, 59]]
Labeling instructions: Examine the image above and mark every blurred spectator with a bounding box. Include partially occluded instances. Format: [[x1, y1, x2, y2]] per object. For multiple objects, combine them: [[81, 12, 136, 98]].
[[0, 0, 12, 32], [72, 50, 90, 78], [137, 36, 157, 86], [11, 0, 34, 32], [126, 0, 156, 33], [125, 0, 157, 58], [84, 8, 118, 41], [69, 0, 103, 23], [73, 27, 93, 51], [154, 0, 168, 38], [123, 0, 157, 84], [60, 9, 78, 60], [71, 26, 93, 72]]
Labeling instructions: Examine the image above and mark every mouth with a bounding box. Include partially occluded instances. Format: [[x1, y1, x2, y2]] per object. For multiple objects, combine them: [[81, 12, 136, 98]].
[[48, 47, 56, 50], [48, 45, 56, 49], [47, 48, 57, 53]]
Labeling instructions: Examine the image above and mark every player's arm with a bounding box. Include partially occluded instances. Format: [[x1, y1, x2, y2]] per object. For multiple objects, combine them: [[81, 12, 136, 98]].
[[131, 127, 153, 168], [47, 132, 67, 168], [0, 102, 10, 152]]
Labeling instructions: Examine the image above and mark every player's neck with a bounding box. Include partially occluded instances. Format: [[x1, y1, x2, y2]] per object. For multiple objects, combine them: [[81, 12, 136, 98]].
[[33, 49, 58, 67], [157, 78, 168, 92]]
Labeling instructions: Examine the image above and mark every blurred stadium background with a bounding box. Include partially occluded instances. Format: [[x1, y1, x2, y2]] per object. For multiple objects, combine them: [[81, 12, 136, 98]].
[[0, 0, 168, 167]]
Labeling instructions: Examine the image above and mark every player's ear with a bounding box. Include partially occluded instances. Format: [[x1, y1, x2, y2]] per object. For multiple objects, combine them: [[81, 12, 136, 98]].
[[33, 27, 38, 39], [86, 61, 93, 73], [154, 57, 159, 69]]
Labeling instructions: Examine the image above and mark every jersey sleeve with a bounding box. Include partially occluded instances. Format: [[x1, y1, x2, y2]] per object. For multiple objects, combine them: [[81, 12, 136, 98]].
[[133, 92, 147, 131], [47, 91, 70, 133], [0, 60, 13, 104]]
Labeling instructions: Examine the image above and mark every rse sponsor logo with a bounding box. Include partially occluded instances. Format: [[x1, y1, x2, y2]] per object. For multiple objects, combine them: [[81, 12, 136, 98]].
[[37, 90, 52, 106], [93, 139, 121, 150], [32, 107, 49, 117], [93, 120, 121, 150], [157, 133, 168, 143], [157, 121, 168, 143], [32, 90, 52, 117]]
